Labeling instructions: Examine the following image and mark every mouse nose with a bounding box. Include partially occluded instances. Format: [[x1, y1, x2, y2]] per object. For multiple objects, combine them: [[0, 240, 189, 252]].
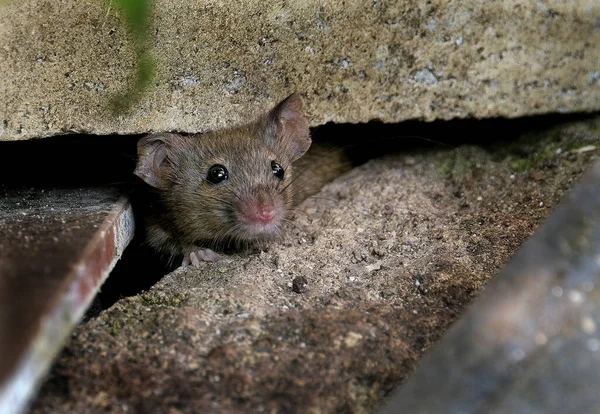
[[256, 204, 275, 223]]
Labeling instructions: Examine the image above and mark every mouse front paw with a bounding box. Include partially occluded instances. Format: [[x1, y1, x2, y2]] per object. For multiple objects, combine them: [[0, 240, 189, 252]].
[[182, 248, 222, 267]]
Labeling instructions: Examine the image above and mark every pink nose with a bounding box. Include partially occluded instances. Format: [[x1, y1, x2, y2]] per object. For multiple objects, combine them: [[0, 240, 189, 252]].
[[257, 206, 275, 223]]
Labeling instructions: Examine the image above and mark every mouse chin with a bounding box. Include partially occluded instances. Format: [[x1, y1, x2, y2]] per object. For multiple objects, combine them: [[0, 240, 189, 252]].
[[236, 219, 283, 241]]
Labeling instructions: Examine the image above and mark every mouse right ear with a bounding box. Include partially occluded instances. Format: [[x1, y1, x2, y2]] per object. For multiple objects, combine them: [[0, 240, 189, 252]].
[[134, 133, 179, 189], [263, 93, 312, 162]]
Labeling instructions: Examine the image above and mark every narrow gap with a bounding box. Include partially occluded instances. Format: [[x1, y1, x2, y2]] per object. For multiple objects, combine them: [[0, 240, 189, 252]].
[[0, 134, 141, 187], [0, 112, 594, 317]]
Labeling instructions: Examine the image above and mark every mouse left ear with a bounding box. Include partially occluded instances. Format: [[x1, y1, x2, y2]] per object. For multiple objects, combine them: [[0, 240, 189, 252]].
[[263, 93, 312, 162], [134, 133, 181, 189]]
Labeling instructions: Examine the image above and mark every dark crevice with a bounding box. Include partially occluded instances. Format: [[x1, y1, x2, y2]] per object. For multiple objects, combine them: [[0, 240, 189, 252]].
[[85, 234, 178, 319], [1, 111, 595, 188], [310, 111, 599, 163], [0, 111, 597, 318], [0, 134, 142, 188]]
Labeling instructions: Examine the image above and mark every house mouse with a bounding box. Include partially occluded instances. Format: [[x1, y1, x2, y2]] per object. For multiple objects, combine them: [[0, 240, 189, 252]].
[[133, 93, 320, 267]]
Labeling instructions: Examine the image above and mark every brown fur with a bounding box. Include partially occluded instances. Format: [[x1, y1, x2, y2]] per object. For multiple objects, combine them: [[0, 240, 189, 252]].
[[133, 94, 312, 261]]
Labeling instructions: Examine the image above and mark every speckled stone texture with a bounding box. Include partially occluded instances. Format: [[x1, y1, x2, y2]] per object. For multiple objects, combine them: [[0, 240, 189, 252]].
[[30, 117, 600, 413], [381, 158, 600, 413], [1, 0, 599, 141]]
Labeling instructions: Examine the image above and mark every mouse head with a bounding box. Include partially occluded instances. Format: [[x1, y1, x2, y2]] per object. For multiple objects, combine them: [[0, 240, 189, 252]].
[[134, 93, 312, 248]]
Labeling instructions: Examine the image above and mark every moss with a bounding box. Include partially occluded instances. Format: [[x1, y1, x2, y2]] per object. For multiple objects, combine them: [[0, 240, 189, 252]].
[[435, 116, 600, 178], [503, 130, 562, 172], [495, 117, 600, 173], [139, 291, 189, 308], [437, 157, 455, 175], [110, 318, 125, 335], [435, 146, 486, 180]]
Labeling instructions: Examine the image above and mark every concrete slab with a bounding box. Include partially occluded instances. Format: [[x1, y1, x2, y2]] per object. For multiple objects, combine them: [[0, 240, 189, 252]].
[[380, 158, 600, 414], [0, 187, 134, 414], [0, 0, 598, 141]]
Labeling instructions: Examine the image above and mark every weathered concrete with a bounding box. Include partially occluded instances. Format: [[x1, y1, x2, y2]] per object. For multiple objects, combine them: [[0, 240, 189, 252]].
[[0, 188, 133, 414], [30, 116, 600, 412], [380, 158, 600, 414], [1, 0, 599, 141]]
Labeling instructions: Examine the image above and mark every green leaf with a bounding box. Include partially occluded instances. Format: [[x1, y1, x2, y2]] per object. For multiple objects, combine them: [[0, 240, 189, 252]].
[[108, 0, 156, 116]]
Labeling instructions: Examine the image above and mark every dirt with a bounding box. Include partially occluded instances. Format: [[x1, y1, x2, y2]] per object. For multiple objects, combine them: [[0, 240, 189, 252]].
[[30, 115, 600, 413]]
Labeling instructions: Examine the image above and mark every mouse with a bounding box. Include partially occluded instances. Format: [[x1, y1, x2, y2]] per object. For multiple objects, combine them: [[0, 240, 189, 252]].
[[133, 93, 316, 267]]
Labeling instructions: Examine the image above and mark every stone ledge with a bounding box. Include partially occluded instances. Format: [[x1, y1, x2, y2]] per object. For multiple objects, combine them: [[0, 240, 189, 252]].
[[381, 158, 600, 413], [0, 188, 134, 414], [1, 0, 599, 141]]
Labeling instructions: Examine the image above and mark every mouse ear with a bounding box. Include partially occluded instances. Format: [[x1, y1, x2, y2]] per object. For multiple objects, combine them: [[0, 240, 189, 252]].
[[134, 133, 180, 189], [263, 93, 312, 162]]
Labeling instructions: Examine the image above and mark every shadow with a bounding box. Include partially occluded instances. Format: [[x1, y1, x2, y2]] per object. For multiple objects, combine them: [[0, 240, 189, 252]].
[[309, 112, 598, 164], [0, 134, 141, 188]]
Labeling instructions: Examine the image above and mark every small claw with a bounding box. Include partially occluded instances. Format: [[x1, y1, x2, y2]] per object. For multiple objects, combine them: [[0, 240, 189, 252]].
[[182, 248, 222, 267], [189, 251, 201, 267]]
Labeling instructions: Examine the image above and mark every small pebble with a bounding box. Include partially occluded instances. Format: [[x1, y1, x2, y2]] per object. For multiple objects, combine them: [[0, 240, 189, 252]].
[[366, 261, 382, 272], [292, 276, 308, 293], [530, 170, 544, 181]]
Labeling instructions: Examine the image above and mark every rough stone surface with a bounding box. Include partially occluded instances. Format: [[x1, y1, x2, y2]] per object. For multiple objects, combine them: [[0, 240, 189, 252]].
[[1, 0, 599, 141], [380, 159, 600, 413], [31, 116, 600, 413]]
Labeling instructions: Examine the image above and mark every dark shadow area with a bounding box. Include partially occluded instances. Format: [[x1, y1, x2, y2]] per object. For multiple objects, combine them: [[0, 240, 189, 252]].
[[1, 112, 595, 187], [85, 233, 178, 319], [0, 111, 597, 318], [0, 134, 142, 188], [310, 111, 599, 165]]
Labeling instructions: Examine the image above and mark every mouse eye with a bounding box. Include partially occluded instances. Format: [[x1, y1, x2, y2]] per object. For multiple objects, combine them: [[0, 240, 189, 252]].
[[206, 164, 229, 185], [271, 161, 284, 180]]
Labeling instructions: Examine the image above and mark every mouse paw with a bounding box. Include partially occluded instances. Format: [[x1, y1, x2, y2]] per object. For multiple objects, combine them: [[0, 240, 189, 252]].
[[182, 248, 222, 267]]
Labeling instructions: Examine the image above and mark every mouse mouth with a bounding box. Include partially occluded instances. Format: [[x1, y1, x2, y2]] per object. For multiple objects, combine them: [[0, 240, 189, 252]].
[[235, 209, 284, 238], [234, 190, 285, 240], [238, 220, 282, 239]]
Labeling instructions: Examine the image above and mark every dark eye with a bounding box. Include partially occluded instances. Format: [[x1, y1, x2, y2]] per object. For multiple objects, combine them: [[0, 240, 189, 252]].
[[271, 161, 284, 180], [207, 164, 229, 185]]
